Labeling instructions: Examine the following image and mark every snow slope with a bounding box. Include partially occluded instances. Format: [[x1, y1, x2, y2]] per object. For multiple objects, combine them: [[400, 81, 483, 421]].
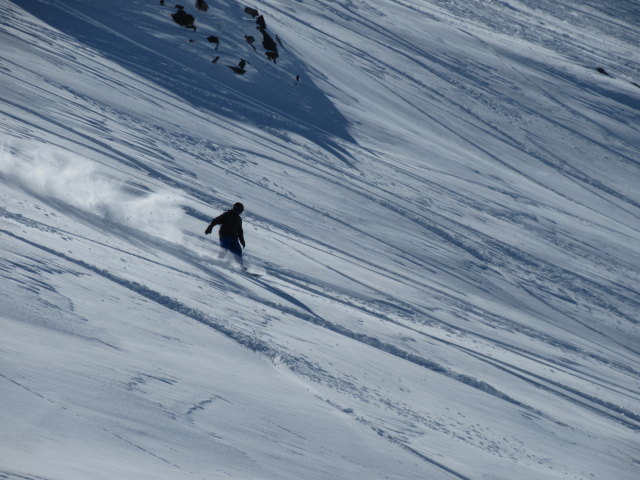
[[1, 0, 639, 479]]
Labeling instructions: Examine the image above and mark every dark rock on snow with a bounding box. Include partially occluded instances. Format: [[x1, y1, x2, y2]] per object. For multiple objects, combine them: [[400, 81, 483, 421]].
[[261, 30, 278, 62], [229, 59, 248, 75], [172, 8, 196, 31], [195, 0, 209, 12], [207, 35, 219, 49], [244, 7, 259, 18]]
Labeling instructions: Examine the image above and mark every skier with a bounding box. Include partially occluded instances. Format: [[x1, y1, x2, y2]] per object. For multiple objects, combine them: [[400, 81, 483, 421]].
[[205, 202, 246, 267]]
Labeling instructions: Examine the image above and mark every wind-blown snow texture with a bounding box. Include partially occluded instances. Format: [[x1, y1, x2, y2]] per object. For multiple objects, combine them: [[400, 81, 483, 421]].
[[1, 0, 639, 479]]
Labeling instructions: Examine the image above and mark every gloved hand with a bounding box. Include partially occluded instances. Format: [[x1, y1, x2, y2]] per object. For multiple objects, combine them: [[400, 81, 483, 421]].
[[205, 223, 213, 235]]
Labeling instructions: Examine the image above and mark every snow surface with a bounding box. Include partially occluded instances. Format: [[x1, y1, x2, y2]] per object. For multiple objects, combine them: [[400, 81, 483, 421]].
[[1, 0, 639, 479]]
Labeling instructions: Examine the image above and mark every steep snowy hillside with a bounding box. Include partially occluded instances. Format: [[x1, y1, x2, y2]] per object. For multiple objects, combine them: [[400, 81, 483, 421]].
[[1, 0, 639, 479]]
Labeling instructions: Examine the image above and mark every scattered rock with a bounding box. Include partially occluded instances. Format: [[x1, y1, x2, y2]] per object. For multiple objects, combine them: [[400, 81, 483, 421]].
[[261, 30, 277, 52], [172, 8, 196, 31], [261, 30, 278, 62], [161, 2, 287, 78], [245, 35, 256, 51], [207, 35, 219, 49], [265, 51, 278, 63], [229, 59, 248, 75], [244, 7, 259, 18], [195, 0, 209, 12]]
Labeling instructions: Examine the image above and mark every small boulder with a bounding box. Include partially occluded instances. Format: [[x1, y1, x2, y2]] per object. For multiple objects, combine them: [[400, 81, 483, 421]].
[[245, 35, 256, 51], [229, 59, 248, 75], [195, 0, 209, 12], [172, 9, 196, 31]]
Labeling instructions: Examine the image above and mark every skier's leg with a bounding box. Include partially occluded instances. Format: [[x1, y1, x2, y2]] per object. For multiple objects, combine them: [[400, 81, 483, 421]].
[[218, 237, 230, 260], [227, 238, 244, 267], [219, 237, 243, 267]]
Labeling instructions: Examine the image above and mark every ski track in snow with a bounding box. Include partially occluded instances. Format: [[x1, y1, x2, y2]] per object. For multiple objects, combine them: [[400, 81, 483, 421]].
[[1, 0, 640, 479]]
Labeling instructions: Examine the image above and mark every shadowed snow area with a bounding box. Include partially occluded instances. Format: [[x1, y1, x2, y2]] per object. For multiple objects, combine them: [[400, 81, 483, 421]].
[[1, 0, 639, 479]]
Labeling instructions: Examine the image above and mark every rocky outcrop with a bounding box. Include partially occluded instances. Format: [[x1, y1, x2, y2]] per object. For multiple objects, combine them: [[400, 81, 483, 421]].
[[162, 3, 292, 77]]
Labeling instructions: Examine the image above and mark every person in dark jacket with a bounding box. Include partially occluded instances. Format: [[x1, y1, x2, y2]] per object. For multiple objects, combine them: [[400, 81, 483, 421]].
[[205, 202, 246, 266]]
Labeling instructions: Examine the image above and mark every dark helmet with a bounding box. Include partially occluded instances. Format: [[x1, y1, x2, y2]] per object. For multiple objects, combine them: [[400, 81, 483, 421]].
[[232, 202, 244, 213]]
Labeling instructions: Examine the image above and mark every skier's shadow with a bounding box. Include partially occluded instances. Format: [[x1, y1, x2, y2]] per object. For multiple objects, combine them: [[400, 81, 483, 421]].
[[249, 276, 316, 317]]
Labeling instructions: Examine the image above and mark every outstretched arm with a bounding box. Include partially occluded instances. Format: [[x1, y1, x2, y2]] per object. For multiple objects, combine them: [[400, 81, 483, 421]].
[[205, 213, 225, 235]]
